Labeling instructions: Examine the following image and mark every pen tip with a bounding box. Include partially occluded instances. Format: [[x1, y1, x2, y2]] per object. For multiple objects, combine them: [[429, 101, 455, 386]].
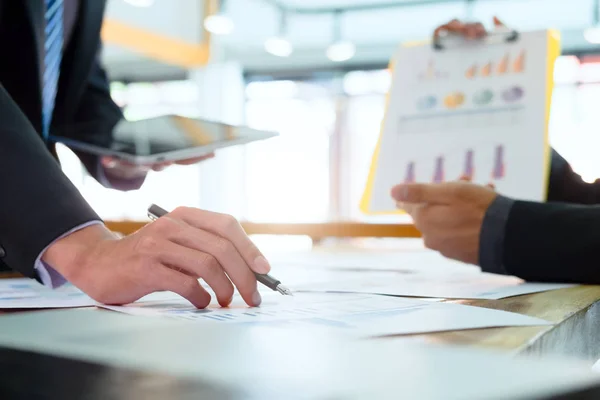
[[277, 285, 293, 296]]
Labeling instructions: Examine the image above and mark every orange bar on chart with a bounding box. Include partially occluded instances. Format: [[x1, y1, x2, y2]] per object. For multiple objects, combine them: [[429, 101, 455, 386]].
[[513, 50, 525, 73], [497, 54, 509, 74], [465, 64, 477, 79], [481, 62, 492, 77]]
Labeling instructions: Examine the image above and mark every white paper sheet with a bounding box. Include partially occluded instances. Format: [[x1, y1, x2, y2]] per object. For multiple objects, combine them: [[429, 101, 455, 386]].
[[99, 291, 551, 338], [290, 270, 575, 300], [0, 279, 184, 309], [366, 30, 554, 212], [269, 248, 476, 273], [266, 249, 575, 299], [0, 279, 96, 309]]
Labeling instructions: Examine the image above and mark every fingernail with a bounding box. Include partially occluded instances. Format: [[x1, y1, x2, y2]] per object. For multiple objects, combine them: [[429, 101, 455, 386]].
[[253, 256, 271, 274], [252, 291, 262, 306]]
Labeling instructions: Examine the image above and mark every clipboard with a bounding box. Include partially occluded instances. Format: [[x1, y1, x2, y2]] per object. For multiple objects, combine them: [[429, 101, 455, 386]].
[[360, 28, 561, 215]]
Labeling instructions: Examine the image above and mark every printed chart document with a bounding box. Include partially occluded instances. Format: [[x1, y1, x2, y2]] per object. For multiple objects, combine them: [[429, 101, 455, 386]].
[[361, 30, 561, 213], [290, 270, 574, 300], [268, 250, 575, 299], [268, 248, 483, 289], [0, 279, 182, 309], [268, 248, 477, 274], [0, 279, 96, 309], [99, 292, 551, 338]]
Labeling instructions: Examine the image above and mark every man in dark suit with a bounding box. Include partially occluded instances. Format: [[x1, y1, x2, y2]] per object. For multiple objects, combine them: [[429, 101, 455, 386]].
[[392, 19, 600, 284], [0, 0, 269, 308]]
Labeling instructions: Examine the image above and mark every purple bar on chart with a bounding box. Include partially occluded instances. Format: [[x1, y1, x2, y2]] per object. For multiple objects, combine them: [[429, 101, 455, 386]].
[[433, 156, 444, 183], [492, 145, 505, 179], [405, 162, 415, 183], [463, 149, 474, 179]]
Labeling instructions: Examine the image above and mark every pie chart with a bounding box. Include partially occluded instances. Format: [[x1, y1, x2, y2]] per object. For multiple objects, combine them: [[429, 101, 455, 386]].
[[417, 95, 437, 110], [502, 86, 524, 102], [444, 92, 465, 109], [473, 89, 493, 105]]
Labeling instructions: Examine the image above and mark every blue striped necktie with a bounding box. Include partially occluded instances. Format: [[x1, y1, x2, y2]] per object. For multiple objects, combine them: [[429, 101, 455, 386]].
[[42, 0, 64, 140]]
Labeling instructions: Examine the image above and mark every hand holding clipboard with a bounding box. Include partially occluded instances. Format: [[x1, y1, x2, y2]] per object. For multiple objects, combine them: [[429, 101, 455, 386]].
[[433, 17, 517, 50]]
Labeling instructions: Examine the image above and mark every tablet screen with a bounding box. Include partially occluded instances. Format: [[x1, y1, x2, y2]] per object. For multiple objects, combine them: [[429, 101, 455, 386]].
[[110, 115, 258, 156]]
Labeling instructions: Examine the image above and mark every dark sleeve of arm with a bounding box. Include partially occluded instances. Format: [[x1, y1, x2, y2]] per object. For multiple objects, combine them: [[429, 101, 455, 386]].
[[547, 148, 600, 204], [0, 85, 100, 278], [478, 195, 514, 275], [501, 200, 600, 284], [58, 50, 125, 184]]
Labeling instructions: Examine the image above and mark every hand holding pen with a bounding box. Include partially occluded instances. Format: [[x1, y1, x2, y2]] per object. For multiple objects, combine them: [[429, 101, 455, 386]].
[[44, 203, 289, 309], [147, 205, 292, 301]]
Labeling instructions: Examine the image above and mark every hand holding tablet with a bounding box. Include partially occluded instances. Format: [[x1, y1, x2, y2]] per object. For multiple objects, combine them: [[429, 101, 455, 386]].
[[50, 114, 278, 166]]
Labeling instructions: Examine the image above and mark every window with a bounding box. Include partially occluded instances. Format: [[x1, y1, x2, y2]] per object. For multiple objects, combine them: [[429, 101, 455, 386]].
[[60, 55, 600, 223], [550, 56, 600, 182], [243, 80, 335, 222]]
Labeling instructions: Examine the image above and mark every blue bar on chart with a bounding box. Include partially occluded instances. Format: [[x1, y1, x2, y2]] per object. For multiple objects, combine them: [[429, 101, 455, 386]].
[[433, 156, 444, 183], [492, 145, 505, 179]]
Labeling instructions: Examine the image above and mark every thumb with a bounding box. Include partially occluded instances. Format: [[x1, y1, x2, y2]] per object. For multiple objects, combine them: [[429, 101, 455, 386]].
[[493, 16, 506, 28], [391, 183, 458, 205]]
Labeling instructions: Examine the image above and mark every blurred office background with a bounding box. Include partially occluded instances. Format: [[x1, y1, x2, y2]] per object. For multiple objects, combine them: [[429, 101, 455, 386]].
[[59, 0, 600, 229]]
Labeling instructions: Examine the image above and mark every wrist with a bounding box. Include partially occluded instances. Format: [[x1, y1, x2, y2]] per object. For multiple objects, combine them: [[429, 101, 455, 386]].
[[42, 224, 118, 282], [102, 163, 148, 181]]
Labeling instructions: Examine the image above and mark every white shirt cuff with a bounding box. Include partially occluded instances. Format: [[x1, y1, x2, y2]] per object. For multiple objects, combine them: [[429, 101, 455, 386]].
[[96, 159, 147, 191], [35, 220, 104, 288]]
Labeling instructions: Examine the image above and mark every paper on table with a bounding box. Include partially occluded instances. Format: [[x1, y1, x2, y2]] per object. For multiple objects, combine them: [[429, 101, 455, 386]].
[[99, 291, 551, 338], [0, 279, 184, 309], [290, 270, 575, 300], [0, 279, 96, 309], [268, 248, 477, 274]]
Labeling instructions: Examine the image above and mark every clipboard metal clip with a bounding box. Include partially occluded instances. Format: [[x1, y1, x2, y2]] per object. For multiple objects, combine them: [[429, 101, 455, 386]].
[[433, 29, 520, 51]]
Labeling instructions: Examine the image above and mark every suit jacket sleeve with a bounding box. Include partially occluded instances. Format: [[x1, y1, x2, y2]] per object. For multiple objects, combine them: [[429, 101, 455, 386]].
[[547, 148, 600, 204], [0, 84, 101, 278], [57, 50, 124, 183], [502, 200, 600, 284]]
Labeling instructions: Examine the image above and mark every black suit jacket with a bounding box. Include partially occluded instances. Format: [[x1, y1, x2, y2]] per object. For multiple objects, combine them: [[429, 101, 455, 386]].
[[501, 150, 600, 284], [0, 0, 122, 278]]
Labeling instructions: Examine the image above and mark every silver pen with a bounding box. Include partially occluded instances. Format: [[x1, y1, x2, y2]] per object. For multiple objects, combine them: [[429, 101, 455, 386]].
[[147, 204, 292, 296]]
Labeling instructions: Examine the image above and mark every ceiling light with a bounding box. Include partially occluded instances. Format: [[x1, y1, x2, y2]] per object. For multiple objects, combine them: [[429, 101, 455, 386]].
[[265, 9, 293, 57], [265, 37, 293, 57], [588, 0, 600, 43], [327, 41, 356, 62], [123, 0, 154, 7], [585, 27, 600, 44], [326, 11, 355, 62], [204, 14, 234, 35]]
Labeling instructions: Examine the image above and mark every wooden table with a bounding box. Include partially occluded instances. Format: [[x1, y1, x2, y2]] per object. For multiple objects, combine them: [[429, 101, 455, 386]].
[[3, 245, 600, 364], [4, 309, 600, 400], [264, 243, 600, 363], [2, 278, 599, 364], [419, 286, 600, 362], [101, 220, 600, 360]]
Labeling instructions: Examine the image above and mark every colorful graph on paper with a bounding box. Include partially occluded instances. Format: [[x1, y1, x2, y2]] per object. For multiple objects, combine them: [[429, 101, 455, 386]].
[[363, 30, 559, 212]]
